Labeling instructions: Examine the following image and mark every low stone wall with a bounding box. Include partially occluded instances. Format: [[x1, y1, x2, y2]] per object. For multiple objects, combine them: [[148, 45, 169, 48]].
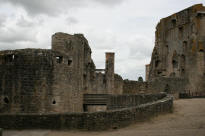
[[107, 93, 166, 110], [0, 95, 173, 130], [179, 92, 205, 99]]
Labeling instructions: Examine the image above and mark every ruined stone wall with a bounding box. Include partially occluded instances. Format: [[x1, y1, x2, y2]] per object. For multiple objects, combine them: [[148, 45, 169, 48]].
[[123, 77, 187, 98], [0, 49, 54, 113], [88, 73, 123, 94], [147, 4, 205, 93], [147, 77, 188, 97], [0, 47, 91, 113], [84, 52, 123, 96], [123, 80, 148, 94], [89, 72, 106, 94], [113, 74, 123, 94], [86, 73, 123, 112], [0, 32, 124, 113]]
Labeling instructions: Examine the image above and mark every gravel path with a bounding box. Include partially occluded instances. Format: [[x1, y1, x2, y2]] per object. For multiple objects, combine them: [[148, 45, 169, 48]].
[[4, 99, 205, 136]]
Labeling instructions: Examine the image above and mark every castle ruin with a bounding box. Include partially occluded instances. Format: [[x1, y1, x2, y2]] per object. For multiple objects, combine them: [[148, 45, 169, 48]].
[[0, 3, 204, 131]]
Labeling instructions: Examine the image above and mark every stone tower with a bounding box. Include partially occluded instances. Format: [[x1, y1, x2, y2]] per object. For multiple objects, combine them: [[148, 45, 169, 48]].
[[51, 32, 85, 112], [145, 64, 150, 81], [105, 52, 115, 94]]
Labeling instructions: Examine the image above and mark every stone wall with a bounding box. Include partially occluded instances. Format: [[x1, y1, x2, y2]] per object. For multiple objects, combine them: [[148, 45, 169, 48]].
[[0, 47, 87, 113], [89, 73, 123, 95], [123, 80, 148, 94], [0, 95, 173, 130], [113, 74, 123, 94], [107, 93, 166, 110], [123, 77, 187, 98], [147, 77, 188, 94], [85, 72, 123, 112], [0, 49, 54, 113]]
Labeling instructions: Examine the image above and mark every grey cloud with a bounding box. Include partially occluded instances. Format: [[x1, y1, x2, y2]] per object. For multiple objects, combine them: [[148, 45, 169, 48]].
[[0, 0, 57, 15], [0, 14, 6, 27], [0, 0, 125, 16], [95, 0, 124, 6], [16, 16, 35, 27], [115, 57, 146, 80], [122, 68, 145, 80], [0, 27, 37, 43], [66, 17, 78, 25], [0, 42, 24, 50], [0, 18, 4, 27], [128, 37, 153, 59], [129, 47, 152, 60]]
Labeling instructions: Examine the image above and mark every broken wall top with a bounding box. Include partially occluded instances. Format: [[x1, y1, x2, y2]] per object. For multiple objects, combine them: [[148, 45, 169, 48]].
[[157, 4, 205, 31]]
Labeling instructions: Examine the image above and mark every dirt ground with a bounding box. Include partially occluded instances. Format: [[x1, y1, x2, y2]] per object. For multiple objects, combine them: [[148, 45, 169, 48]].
[[4, 99, 205, 136]]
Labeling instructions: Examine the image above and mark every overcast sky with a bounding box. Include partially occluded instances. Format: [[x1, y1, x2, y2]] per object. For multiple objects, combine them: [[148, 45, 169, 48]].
[[0, 0, 204, 80]]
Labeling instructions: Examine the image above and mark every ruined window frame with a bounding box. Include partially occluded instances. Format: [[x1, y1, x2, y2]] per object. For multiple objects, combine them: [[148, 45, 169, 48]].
[[67, 57, 73, 66], [56, 56, 63, 63]]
